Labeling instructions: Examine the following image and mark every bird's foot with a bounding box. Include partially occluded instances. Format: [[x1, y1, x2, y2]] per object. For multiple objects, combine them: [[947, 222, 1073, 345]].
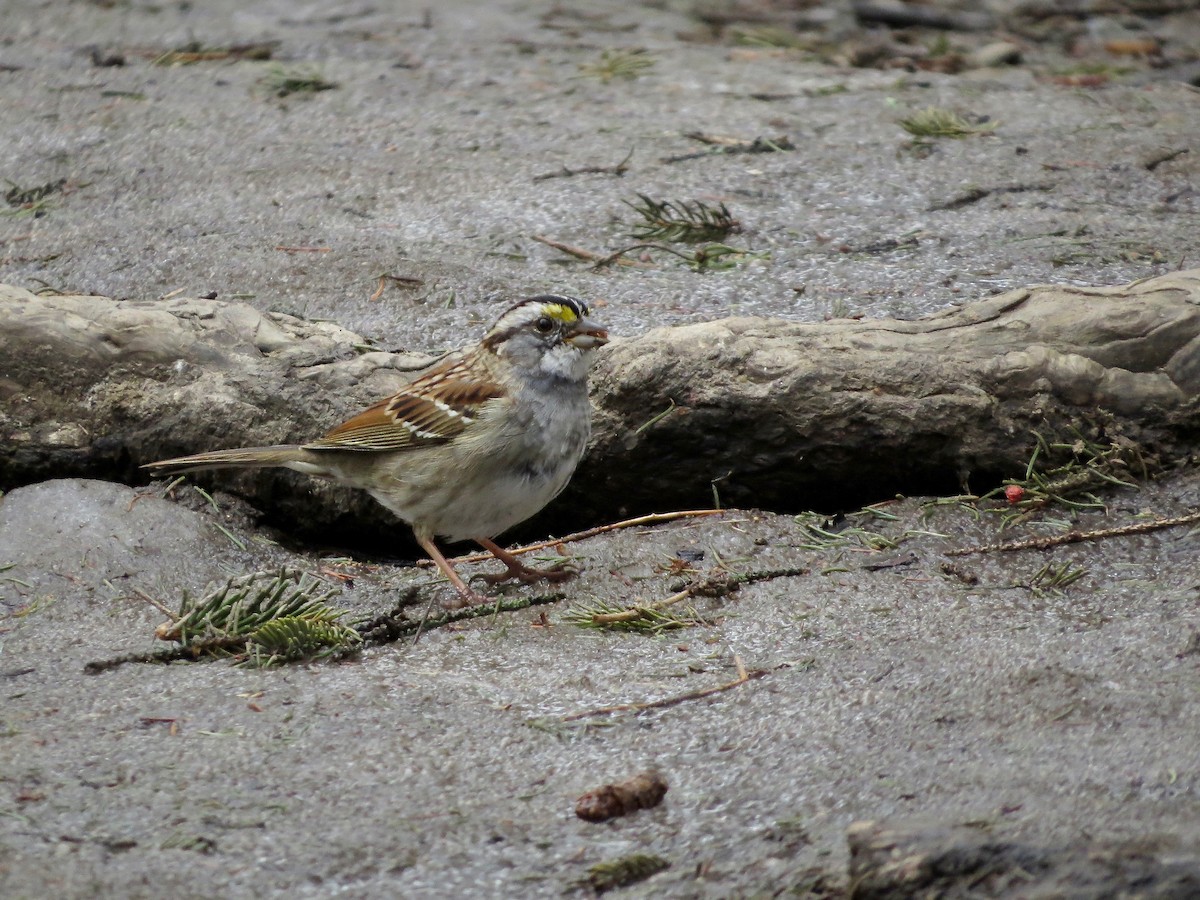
[[417, 534, 500, 608], [476, 559, 577, 587], [474, 537, 578, 587]]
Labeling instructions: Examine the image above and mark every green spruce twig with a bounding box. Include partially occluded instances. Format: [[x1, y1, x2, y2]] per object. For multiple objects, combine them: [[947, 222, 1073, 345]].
[[5, 177, 66, 208], [579, 48, 655, 83], [156, 569, 360, 666], [564, 596, 709, 633], [625, 193, 741, 243], [899, 106, 997, 138], [585, 854, 670, 892], [261, 65, 338, 97], [565, 568, 807, 634]]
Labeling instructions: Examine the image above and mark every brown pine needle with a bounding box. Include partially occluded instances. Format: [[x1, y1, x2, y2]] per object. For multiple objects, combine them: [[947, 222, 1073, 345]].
[[563, 654, 765, 721], [734, 654, 749, 681], [132, 586, 175, 619], [530, 234, 654, 268], [417, 509, 725, 568], [371, 273, 425, 300], [592, 242, 691, 269], [532, 148, 633, 182]]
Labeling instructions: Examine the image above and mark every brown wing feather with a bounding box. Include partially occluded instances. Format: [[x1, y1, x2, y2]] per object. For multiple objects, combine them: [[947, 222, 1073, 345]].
[[303, 351, 505, 453]]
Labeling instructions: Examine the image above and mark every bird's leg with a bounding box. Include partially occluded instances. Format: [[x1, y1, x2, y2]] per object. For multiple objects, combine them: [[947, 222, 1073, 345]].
[[415, 534, 491, 607], [474, 537, 577, 586]]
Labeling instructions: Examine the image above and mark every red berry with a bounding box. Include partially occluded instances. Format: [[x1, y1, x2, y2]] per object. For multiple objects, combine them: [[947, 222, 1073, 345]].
[[1005, 485, 1025, 504]]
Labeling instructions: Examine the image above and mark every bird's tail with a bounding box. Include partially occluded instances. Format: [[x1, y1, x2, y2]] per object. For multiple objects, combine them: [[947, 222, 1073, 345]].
[[143, 445, 332, 478]]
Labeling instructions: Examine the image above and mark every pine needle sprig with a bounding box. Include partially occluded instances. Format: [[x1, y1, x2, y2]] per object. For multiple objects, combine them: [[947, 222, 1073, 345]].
[[155, 569, 361, 665], [244, 615, 362, 667], [899, 106, 997, 139], [579, 48, 655, 83], [987, 432, 1144, 528], [563, 597, 710, 634], [625, 193, 741, 243]]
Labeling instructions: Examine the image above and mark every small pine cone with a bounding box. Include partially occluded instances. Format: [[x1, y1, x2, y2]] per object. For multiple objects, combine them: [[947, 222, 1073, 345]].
[[575, 770, 668, 822]]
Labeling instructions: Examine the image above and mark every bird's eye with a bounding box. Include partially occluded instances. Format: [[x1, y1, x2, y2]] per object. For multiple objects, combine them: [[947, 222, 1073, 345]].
[[534, 316, 555, 334]]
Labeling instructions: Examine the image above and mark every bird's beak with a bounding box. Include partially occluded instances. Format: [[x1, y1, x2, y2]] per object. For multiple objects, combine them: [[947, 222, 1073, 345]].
[[566, 316, 609, 350]]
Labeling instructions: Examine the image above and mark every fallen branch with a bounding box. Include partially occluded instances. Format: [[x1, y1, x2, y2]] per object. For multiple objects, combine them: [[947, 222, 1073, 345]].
[[12, 270, 1200, 534], [945, 511, 1200, 556]]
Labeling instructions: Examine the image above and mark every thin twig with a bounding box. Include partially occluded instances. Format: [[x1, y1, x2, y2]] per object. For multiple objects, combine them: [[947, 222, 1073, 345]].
[[735, 566, 811, 585], [592, 242, 690, 269], [1144, 147, 1188, 172], [945, 511, 1200, 556], [661, 133, 795, 163], [418, 510, 725, 568], [533, 148, 633, 181], [355, 592, 565, 646], [84, 636, 249, 674], [132, 587, 175, 619], [530, 234, 654, 268], [563, 654, 765, 720], [410, 595, 441, 645]]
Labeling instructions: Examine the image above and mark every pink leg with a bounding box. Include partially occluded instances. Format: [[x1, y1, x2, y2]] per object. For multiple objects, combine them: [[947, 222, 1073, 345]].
[[475, 537, 577, 586], [416, 534, 492, 607]]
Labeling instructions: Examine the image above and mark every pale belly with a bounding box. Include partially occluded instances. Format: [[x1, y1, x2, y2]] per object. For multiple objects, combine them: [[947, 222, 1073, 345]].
[[361, 407, 590, 543]]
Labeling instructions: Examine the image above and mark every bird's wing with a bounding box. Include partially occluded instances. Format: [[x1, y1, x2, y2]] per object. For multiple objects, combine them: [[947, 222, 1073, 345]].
[[303, 353, 505, 453]]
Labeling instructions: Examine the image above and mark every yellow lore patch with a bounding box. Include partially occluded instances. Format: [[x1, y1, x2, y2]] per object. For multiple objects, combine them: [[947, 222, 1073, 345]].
[[542, 302, 579, 323]]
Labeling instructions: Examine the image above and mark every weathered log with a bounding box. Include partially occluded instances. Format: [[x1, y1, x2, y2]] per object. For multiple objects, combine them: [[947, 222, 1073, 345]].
[[2, 271, 1198, 546], [0, 289, 434, 546], [580, 269, 1200, 520]]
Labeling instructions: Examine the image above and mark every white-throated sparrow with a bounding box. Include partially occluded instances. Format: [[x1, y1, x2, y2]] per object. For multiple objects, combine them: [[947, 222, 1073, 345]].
[[144, 295, 609, 606]]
